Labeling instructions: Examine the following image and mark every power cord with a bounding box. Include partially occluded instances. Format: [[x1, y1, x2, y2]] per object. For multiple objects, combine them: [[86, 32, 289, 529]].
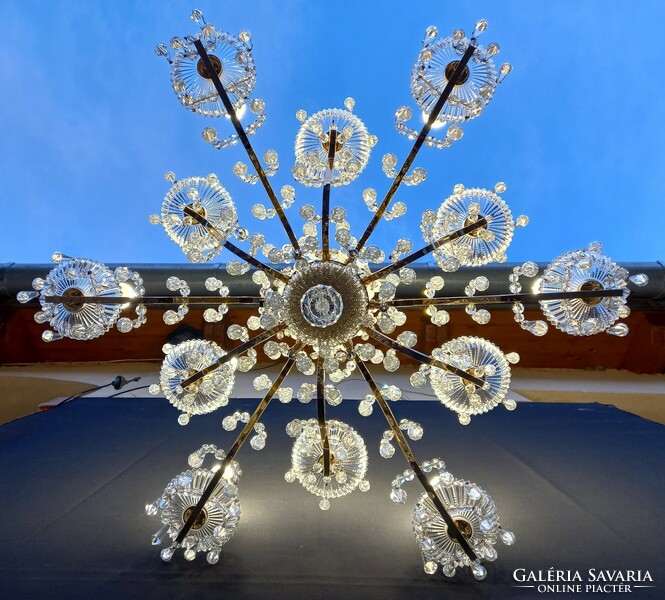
[[59, 376, 141, 406], [108, 384, 151, 398]]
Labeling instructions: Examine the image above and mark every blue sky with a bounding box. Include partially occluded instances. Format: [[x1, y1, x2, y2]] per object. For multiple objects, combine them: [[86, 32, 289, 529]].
[[0, 0, 663, 265]]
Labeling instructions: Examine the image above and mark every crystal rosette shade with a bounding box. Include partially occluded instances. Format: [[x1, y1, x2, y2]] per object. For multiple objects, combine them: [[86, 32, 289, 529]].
[[429, 336, 512, 425], [157, 174, 239, 262], [17, 9, 650, 582], [293, 104, 377, 187], [159, 339, 236, 423], [146, 444, 242, 564], [169, 30, 255, 118], [412, 473, 515, 579], [411, 32, 499, 124], [539, 245, 631, 336], [286, 419, 370, 510], [423, 185, 517, 268]]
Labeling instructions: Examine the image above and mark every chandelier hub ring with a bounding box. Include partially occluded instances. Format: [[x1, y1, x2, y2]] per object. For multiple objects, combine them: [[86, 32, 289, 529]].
[[183, 506, 208, 530], [579, 280, 604, 306], [449, 517, 473, 543], [282, 262, 368, 349], [196, 54, 223, 79], [463, 214, 487, 237], [444, 60, 470, 85], [61, 287, 85, 312]]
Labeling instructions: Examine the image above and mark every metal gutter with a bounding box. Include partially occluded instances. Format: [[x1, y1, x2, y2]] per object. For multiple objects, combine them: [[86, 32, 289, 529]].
[[1, 261, 663, 310]]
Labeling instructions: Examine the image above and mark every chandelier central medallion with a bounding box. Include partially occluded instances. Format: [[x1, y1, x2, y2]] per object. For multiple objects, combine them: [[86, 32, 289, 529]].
[[282, 261, 369, 349]]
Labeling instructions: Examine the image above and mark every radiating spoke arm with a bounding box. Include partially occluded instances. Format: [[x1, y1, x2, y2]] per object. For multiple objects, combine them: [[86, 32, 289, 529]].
[[43, 295, 264, 307], [193, 39, 300, 250], [183, 206, 288, 283], [180, 323, 286, 388], [354, 43, 477, 255], [316, 357, 331, 476], [222, 240, 289, 283], [375, 288, 626, 309], [350, 345, 478, 562], [176, 345, 303, 545], [366, 328, 485, 388], [362, 217, 488, 283], [321, 128, 338, 262]]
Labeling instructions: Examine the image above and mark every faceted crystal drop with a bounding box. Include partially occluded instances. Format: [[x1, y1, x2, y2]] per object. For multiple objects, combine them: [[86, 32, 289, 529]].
[[629, 273, 648, 287], [160, 547, 175, 562], [424, 561, 438, 574], [472, 562, 487, 580], [500, 530, 516, 545], [300, 285, 344, 328]]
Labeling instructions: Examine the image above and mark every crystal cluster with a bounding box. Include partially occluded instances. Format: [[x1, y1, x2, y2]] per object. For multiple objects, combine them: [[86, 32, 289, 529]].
[[151, 173, 239, 262], [539, 243, 635, 336], [429, 336, 513, 425], [285, 419, 370, 510], [293, 102, 377, 187], [409, 464, 514, 579], [152, 339, 236, 424], [146, 444, 241, 564]]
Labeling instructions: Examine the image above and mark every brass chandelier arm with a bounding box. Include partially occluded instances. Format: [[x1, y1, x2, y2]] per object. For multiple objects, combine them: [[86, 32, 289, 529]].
[[321, 128, 338, 262], [193, 39, 301, 251], [222, 240, 289, 283], [183, 206, 289, 283], [373, 288, 626, 309], [43, 295, 264, 307], [351, 347, 478, 562], [366, 328, 486, 388], [353, 43, 477, 255], [316, 357, 332, 477], [176, 344, 303, 545], [362, 217, 489, 283], [180, 323, 286, 388]]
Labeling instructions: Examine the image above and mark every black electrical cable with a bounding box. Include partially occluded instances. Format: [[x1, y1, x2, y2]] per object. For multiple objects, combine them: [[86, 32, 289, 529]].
[[108, 384, 151, 398], [59, 376, 141, 406]]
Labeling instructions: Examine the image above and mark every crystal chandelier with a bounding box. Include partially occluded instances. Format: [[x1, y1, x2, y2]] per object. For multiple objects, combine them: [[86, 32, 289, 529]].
[[17, 10, 649, 582]]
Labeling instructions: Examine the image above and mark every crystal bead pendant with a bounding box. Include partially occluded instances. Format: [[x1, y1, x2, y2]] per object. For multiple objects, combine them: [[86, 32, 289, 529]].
[[300, 285, 344, 328]]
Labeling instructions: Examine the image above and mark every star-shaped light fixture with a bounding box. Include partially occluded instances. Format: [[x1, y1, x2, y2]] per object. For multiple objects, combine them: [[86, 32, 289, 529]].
[[18, 10, 648, 581]]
